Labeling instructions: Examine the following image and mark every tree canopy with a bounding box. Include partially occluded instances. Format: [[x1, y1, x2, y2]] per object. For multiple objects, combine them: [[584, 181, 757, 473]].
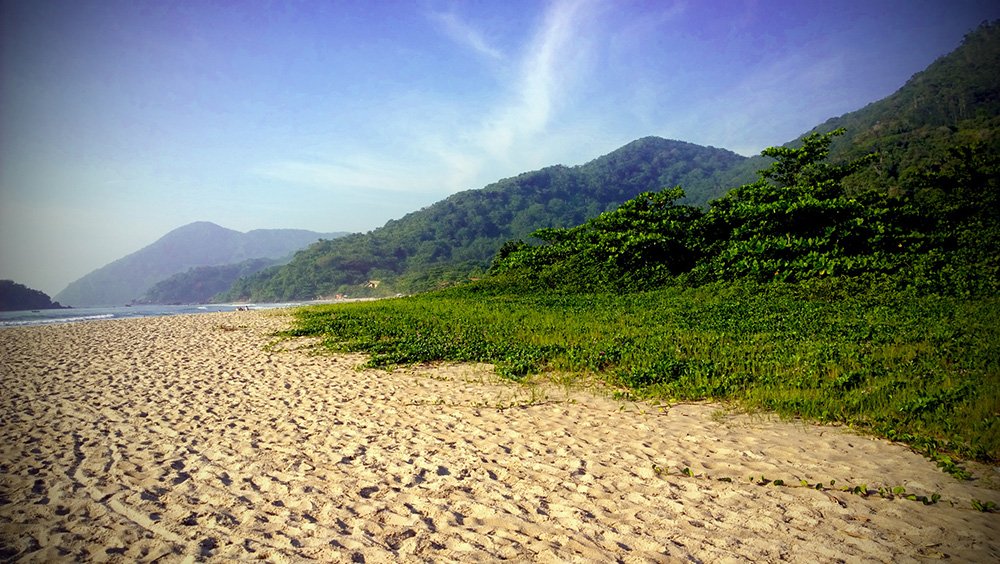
[[490, 129, 999, 297]]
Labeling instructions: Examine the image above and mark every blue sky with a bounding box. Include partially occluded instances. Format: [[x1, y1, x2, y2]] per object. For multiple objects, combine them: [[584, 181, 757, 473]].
[[2, 0, 998, 296]]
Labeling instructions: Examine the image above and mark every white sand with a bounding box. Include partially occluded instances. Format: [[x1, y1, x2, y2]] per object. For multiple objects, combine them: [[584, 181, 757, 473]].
[[0, 310, 997, 562]]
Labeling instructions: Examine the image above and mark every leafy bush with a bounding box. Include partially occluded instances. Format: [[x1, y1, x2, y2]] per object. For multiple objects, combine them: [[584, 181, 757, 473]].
[[491, 129, 999, 298]]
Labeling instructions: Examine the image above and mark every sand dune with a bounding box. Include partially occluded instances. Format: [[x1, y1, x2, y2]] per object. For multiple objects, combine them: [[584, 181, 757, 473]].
[[1, 310, 997, 562]]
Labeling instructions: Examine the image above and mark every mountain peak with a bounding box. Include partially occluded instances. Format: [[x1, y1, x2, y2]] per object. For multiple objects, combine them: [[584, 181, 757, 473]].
[[54, 224, 340, 306], [168, 221, 236, 235]]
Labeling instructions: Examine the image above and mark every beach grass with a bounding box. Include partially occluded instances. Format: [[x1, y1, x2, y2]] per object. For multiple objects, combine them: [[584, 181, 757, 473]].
[[285, 279, 1000, 467]]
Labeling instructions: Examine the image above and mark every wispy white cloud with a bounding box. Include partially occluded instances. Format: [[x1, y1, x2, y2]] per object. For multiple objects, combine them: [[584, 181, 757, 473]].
[[428, 10, 504, 60], [257, 0, 603, 199], [475, 0, 598, 161], [252, 158, 441, 194], [675, 50, 849, 155]]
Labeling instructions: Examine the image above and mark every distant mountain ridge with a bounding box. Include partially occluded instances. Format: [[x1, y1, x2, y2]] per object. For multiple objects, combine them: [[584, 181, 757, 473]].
[[55, 222, 345, 306], [221, 139, 748, 301]]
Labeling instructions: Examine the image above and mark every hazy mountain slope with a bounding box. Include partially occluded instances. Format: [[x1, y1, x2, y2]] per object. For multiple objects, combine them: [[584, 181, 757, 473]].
[[55, 222, 344, 306], [222, 139, 748, 301]]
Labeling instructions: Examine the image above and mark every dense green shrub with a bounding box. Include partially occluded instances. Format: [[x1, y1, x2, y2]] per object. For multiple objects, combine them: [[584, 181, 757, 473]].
[[491, 130, 999, 297]]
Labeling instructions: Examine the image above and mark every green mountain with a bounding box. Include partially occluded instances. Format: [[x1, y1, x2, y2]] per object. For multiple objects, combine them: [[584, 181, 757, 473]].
[[225, 21, 999, 302], [223, 139, 748, 301], [0, 280, 68, 311], [809, 21, 1000, 194], [55, 222, 345, 307], [489, 22, 1000, 297], [137, 257, 284, 304], [493, 126, 998, 295]]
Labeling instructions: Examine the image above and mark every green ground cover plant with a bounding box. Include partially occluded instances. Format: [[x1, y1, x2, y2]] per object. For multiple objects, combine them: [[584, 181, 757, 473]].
[[287, 280, 999, 465]]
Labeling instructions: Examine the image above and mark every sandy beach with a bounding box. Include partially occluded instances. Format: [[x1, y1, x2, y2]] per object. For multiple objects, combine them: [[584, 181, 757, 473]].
[[1, 310, 997, 562]]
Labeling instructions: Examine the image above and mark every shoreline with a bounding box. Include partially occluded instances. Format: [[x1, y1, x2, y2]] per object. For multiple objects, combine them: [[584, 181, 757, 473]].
[[0, 298, 389, 329], [1, 310, 997, 561]]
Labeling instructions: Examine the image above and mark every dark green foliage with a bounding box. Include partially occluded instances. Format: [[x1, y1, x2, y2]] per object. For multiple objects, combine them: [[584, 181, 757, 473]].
[[137, 257, 282, 304], [288, 281, 1000, 463], [489, 187, 704, 291], [691, 130, 901, 284], [757, 128, 875, 188], [898, 143, 1000, 296], [0, 280, 67, 311], [492, 128, 999, 296]]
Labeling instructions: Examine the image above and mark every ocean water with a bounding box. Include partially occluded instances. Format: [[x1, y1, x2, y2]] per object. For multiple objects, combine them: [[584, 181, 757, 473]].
[[0, 303, 306, 328]]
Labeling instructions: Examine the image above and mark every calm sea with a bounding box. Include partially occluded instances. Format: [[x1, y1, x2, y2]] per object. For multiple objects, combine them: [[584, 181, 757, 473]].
[[0, 303, 306, 328]]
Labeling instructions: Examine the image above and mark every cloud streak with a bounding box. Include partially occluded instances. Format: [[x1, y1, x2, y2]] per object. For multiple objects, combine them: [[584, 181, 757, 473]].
[[261, 0, 602, 198], [429, 10, 504, 60], [671, 49, 850, 156], [475, 0, 598, 161], [253, 159, 441, 195]]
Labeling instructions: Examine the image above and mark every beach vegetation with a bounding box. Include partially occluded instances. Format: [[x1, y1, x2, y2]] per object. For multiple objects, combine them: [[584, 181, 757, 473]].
[[971, 499, 998, 512], [286, 280, 999, 466], [285, 123, 999, 469]]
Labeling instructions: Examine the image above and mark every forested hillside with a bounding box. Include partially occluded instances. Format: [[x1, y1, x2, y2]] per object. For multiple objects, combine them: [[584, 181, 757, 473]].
[[813, 21, 1000, 194], [226, 21, 999, 303], [137, 258, 283, 304], [222, 139, 747, 301], [491, 127, 998, 297]]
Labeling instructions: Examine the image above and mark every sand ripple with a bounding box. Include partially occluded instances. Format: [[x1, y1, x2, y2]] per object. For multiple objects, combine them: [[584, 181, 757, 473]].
[[1, 310, 997, 562]]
